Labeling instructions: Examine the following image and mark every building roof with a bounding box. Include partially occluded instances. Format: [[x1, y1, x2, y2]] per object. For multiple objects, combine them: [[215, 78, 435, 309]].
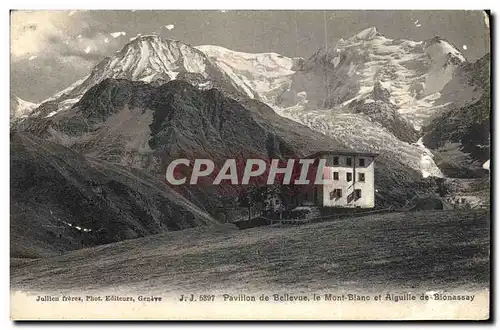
[[304, 150, 379, 159]]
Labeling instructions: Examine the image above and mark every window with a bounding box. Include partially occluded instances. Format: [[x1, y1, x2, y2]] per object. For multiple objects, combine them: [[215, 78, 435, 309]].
[[333, 171, 339, 180], [359, 158, 365, 167], [330, 189, 342, 200], [358, 173, 365, 182], [346, 157, 352, 166], [355, 189, 362, 199], [333, 156, 339, 165], [346, 172, 353, 182]]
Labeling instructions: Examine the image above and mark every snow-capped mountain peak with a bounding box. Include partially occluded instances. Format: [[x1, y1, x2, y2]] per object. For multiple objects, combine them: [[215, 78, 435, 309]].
[[195, 45, 297, 103], [421, 36, 466, 96], [30, 36, 223, 118], [107, 35, 211, 81], [270, 27, 469, 179], [30, 36, 301, 118], [10, 95, 38, 119], [277, 27, 467, 130]]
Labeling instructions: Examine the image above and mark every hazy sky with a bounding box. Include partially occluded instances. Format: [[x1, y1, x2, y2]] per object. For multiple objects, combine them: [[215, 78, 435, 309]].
[[11, 10, 490, 102]]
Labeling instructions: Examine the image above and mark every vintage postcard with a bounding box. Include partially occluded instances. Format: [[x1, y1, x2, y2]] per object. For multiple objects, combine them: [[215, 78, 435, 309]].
[[10, 10, 491, 320]]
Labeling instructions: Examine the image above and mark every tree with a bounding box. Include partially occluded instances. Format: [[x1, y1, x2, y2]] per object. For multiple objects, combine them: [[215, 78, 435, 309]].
[[237, 191, 252, 221], [435, 177, 449, 197]]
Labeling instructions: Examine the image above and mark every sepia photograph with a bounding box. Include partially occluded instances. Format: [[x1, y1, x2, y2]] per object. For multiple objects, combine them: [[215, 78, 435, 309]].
[[9, 9, 491, 320]]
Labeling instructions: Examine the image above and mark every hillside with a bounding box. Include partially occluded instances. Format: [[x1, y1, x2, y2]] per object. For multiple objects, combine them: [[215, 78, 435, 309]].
[[11, 210, 489, 294], [10, 131, 215, 258]]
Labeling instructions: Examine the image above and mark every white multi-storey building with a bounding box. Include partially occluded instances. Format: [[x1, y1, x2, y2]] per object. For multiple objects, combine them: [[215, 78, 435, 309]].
[[305, 151, 378, 208]]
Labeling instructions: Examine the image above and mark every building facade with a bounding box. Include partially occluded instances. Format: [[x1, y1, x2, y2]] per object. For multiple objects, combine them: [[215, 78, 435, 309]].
[[305, 151, 377, 208]]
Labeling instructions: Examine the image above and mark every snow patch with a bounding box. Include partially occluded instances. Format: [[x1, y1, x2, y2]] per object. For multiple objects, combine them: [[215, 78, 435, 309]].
[[198, 81, 211, 88], [111, 31, 126, 38], [60, 220, 92, 232], [415, 138, 444, 178], [11, 96, 38, 118], [483, 159, 490, 171], [484, 12, 490, 28]]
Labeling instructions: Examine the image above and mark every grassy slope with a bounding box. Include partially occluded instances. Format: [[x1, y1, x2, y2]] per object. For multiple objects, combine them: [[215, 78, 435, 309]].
[[11, 132, 216, 259], [11, 210, 489, 295]]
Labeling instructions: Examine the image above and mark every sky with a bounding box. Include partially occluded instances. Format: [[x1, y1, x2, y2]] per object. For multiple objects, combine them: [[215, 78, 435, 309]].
[[10, 10, 490, 103]]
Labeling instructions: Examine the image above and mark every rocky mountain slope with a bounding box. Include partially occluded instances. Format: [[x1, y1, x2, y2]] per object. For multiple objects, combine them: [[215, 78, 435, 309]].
[[423, 93, 490, 178], [421, 54, 491, 177], [29, 37, 304, 121], [18, 78, 439, 211], [22, 79, 341, 169], [11, 131, 216, 258], [434, 52, 490, 110], [266, 28, 479, 178]]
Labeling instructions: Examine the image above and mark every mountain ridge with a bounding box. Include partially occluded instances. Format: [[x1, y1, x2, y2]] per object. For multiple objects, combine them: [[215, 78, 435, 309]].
[[18, 77, 440, 211]]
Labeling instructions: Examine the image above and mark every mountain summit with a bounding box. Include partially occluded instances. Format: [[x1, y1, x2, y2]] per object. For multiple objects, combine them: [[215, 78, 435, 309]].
[[278, 27, 466, 128], [31, 36, 240, 118], [92, 35, 214, 83]]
